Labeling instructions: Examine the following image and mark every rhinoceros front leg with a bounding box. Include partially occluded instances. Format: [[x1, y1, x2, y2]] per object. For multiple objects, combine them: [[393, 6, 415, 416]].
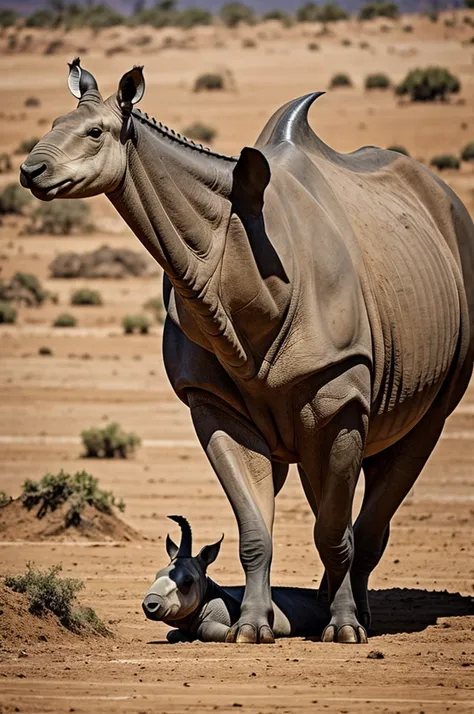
[[188, 391, 277, 644], [300, 399, 369, 644]]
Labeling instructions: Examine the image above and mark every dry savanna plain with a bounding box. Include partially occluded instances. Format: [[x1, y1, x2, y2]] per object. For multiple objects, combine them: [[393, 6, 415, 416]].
[[0, 10, 474, 714]]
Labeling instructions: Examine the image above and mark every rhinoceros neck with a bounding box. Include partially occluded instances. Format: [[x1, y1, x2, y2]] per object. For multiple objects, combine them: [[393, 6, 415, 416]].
[[107, 116, 234, 293]]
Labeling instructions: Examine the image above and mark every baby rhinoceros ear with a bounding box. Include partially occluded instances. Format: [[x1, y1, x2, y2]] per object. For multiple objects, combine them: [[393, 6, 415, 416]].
[[198, 534, 224, 568], [117, 66, 145, 113], [166, 534, 179, 561]]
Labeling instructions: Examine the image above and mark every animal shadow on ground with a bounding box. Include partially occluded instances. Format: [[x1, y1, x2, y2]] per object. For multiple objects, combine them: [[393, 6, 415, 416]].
[[146, 587, 473, 645]]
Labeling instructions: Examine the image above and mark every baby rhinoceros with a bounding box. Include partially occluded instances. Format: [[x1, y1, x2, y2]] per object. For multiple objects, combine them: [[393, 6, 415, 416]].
[[142, 516, 327, 643]]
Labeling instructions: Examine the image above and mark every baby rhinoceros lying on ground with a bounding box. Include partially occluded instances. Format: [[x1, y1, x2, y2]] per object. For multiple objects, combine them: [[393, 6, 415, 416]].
[[142, 516, 328, 643]]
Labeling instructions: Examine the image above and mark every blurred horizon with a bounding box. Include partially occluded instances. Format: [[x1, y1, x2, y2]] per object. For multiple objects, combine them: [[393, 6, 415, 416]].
[[0, 0, 458, 16]]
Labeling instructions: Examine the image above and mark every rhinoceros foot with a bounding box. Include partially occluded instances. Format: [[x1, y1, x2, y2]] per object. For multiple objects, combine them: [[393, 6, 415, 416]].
[[321, 621, 368, 644], [225, 621, 275, 644]]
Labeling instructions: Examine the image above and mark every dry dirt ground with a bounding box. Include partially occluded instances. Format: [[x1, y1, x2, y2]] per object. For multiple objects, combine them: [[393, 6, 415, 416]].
[[0, 13, 474, 714]]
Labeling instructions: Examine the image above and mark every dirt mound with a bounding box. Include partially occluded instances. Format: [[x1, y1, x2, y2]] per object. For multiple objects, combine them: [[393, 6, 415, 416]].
[[49, 244, 160, 279], [0, 583, 77, 651], [0, 500, 144, 542]]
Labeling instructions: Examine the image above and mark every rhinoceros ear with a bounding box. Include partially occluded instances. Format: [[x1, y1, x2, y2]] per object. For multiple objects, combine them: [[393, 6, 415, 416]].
[[198, 534, 224, 568], [166, 534, 179, 561], [232, 147, 270, 216], [118, 66, 145, 112], [68, 57, 100, 100]]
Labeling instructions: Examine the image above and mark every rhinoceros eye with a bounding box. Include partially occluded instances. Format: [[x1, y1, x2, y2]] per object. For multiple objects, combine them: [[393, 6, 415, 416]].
[[88, 127, 102, 139]]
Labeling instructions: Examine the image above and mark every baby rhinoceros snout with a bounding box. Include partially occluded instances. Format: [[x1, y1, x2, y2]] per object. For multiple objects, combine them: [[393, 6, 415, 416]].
[[20, 161, 47, 187], [142, 592, 166, 620]]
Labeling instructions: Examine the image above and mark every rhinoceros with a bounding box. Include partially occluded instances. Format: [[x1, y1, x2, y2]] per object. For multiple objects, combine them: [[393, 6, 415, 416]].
[[20, 61, 474, 644], [143, 516, 328, 642]]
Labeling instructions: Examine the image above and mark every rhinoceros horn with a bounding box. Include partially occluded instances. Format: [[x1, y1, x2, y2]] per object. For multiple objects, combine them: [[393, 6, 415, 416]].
[[168, 515, 192, 557]]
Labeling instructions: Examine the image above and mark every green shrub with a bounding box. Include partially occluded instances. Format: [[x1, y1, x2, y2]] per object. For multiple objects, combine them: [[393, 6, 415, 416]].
[[403, 23, 413, 32], [21, 469, 125, 526], [0, 490, 12, 506], [53, 313, 77, 328], [25, 96, 41, 108], [430, 154, 460, 170], [0, 272, 48, 306], [365, 73, 391, 89], [175, 7, 212, 28], [15, 136, 39, 154], [81, 423, 141, 459], [465, 0, 474, 7], [143, 296, 166, 324], [122, 313, 150, 334], [0, 183, 31, 215], [395, 67, 461, 102], [242, 37, 257, 47], [0, 8, 18, 27], [329, 73, 352, 88], [26, 200, 93, 235], [262, 9, 293, 25], [4, 563, 109, 634], [220, 2, 256, 27], [359, 1, 399, 20], [71, 288, 102, 306], [317, 2, 349, 21], [194, 72, 225, 92], [25, 9, 54, 28], [308, 41, 320, 50], [182, 121, 217, 143], [341, 38, 352, 46], [387, 145, 410, 156], [0, 301, 16, 324], [460, 141, 474, 162], [297, 2, 319, 21]]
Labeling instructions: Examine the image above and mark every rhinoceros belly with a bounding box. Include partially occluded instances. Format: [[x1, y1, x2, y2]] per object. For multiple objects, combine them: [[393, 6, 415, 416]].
[[363, 215, 461, 454]]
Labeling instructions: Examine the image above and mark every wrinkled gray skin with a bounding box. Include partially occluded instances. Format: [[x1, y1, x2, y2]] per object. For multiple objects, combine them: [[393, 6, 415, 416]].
[[21, 60, 474, 644], [143, 516, 327, 642]]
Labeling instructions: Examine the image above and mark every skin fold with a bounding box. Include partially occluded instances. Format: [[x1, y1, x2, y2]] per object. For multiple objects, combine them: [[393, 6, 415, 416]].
[[20, 61, 474, 644]]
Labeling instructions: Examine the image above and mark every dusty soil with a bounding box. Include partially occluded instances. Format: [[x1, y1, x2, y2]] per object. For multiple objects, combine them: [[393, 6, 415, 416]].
[[0, 12, 474, 714], [0, 500, 144, 542]]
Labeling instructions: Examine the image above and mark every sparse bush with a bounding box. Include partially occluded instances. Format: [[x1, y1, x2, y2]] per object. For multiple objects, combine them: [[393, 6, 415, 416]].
[[182, 121, 217, 143], [0, 183, 31, 215], [0, 272, 48, 306], [26, 200, 93, 236], [175, 7, 212, 28], [341, 38, 352, 46], [71, 288, 102, 306], [387, 145, 410, 156], [25, 9, 54, 28], [122, 313, 150, 334], [460, 141, 474, 162], [0, 301, 16, 324], [365, 73, 391, 89], [297, 2, 319, 21], [317, 2, 349, 22], [50, 245, 154, 279], [143, 296, 166, 323], [38, 346, 53, 356], [0, 153, 12, 173], [395, 67, 461, 102], [403, 24, 413, 32], [0, 8, 18, 27], [359, 40, 370, 49], [308, 41, 320, 50], [430, 154, 460, 170], [81, 423, 141, 459], [220, 2, 256, 28], [4, 563, 109, 634], [25, 96, 41, 108], [359, 1, 399, 20], [15, 136, 39, 154], [53, 312, 77, 328], [21, 469, 125, 526], [329, 73, 352, 88], [242, 37, 257, 47], [194, 72, 224, 92], [0, 490, 12, 506], [263, 9, 293, 26], [44, 39, 64, 55]]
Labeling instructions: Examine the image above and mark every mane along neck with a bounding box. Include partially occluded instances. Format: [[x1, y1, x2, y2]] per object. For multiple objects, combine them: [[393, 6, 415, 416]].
[[108, 116, 234, 292]]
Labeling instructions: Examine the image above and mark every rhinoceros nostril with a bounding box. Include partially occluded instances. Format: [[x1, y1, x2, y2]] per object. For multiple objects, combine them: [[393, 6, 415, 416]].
[[20, 162, 47, 183], [143, 593, 164, 616]]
